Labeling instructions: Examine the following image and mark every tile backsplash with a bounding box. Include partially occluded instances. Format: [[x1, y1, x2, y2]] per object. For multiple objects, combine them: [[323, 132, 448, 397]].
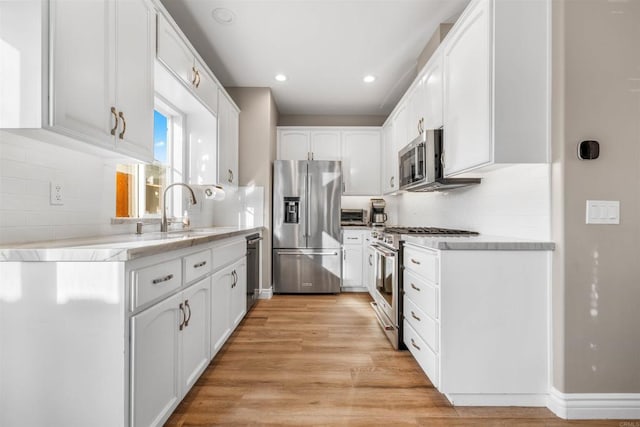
[[0, 132, 263, 245], [385, 164, 551, 240]]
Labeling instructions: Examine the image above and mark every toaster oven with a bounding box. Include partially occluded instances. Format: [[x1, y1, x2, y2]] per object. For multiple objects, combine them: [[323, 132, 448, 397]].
[[340, 209, 368, 226]]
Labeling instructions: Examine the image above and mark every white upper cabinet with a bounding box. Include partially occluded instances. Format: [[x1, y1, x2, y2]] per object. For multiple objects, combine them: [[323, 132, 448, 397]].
[[422, 50, 444, 131], [381, 120, 396, 194], [278, 130, 311, 160], [342, 130, 381, 196], [442, 0, 550, 176], [156, 15, 218, 115], [1, 0, 155, 162], [310, 131, 341, 160], [217, 91, 240, 187], [277, 129, 341, 161]]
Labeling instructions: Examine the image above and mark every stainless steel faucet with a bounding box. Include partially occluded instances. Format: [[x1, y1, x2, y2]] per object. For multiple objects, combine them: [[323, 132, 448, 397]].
[[161, 183, 197, 232]]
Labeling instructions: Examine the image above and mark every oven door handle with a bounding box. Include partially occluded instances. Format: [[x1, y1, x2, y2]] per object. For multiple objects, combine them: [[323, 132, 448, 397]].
[[371, 244, 396, 258], [370, 302, 395, 331]]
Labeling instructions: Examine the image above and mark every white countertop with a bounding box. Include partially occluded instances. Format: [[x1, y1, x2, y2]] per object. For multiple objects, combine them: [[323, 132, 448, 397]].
[[0, 226, 263, 262], [402, 234, 555, 251]]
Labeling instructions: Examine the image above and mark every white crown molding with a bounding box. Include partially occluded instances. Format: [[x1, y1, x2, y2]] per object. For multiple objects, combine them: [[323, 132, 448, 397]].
[[548, 387, 640, 420]]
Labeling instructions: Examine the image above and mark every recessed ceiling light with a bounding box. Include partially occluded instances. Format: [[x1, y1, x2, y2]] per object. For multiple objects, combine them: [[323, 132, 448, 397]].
[[275, 74, 287, 82], [363, 75, 376, 83], [212, 7, 235, 25]]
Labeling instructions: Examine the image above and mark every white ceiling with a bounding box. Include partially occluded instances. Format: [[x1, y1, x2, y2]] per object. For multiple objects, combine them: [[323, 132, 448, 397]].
[[160, 0, 470, 116]]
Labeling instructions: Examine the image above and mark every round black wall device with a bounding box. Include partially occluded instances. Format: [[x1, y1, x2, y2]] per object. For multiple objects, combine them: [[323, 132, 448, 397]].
[[578, 140, 600, 160]]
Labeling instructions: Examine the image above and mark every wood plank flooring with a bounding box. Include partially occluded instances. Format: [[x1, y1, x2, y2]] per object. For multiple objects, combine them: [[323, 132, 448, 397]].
[[166, 294, 622, 426]]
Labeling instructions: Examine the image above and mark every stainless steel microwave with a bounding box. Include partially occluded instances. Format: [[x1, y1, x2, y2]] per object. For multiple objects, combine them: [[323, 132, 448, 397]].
[[398, 129, 480, 192]]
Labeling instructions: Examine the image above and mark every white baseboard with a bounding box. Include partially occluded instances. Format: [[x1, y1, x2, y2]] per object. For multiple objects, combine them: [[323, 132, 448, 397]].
[[445, 393, 548, 407], [258, 287, 273, 299], [548, 387, 640, 419]]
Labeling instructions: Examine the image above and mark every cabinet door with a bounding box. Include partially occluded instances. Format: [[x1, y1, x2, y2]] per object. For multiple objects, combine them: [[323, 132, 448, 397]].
[[310, 130, 341, 160], [181, 277, 211, 394], [131, 291, 182, 427], [194, 62, 219, 114], [443, 0, 492, 176], [114, 0, 154, 161], [50, 0, 113, 147], [342, 245, 363, 288], [278, 130, 310, 160], [156, 15, 194, 87], [381, 120, 396, 194], [342, 131, 381, 195], [406, 82, 424, 143], [217, 93, 239, 187], [423, 50, 444, 130], [210, 265, 232, 358], [393, 102, 408, 153], [230, 258, 247, 329]]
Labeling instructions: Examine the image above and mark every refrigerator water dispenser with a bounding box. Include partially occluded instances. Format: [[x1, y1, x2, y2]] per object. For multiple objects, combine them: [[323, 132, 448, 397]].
[[284, 197, 300, 223]]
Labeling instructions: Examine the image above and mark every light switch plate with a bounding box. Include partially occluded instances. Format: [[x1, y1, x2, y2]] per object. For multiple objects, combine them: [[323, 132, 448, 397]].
[[586, 200, 619, 224]]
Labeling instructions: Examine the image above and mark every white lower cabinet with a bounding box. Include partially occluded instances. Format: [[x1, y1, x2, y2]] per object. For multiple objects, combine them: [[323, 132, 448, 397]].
[[211, 254, 247, 358], [402, 242, 550, 406], [131, 278, 210, 427], [342, 245, 363, 289]]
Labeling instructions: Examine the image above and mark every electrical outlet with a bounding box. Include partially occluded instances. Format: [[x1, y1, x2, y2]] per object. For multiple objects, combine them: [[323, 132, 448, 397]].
[[50, 181, 64, 205]]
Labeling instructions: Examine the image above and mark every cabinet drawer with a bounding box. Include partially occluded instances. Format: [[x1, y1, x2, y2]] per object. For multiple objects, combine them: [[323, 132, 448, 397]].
[[132, 259, 182, 309], [343, 232, 363, 245], [404, 319, 439, 387], [403, 244, 438, 283], [212, 238, 246, 271], [404, 296, 439, 352], [403, 270, 438, 320], [184, 249, 212, 284]]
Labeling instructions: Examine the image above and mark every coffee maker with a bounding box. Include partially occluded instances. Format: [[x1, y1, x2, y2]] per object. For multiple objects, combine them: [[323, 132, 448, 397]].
[[369, 198, 387, 226]]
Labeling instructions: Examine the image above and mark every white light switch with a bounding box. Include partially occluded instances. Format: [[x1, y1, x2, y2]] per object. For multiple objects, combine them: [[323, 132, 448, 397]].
[[586, 200, 619, 224]]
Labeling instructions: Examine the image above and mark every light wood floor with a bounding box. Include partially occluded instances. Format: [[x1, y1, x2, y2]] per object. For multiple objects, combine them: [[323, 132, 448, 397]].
[[166, 293, 622, 426]]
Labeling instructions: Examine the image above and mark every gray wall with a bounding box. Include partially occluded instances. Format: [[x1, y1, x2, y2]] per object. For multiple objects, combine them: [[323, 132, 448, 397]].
[[552, 0, 640, 393], [278, 115, 386, 127], [225, 87, 279, 292]]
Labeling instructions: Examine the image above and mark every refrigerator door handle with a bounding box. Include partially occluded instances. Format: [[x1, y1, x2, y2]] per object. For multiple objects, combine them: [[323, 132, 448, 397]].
[[276, 251, 339, 256], [307, 173, 312, 240]]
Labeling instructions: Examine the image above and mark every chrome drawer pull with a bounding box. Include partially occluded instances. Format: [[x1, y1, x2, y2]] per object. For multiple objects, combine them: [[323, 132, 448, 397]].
[[410, 283, 421, 292], [411, 258, 421, 265], [179, 303, 186, 331], [193, 261, 207, 269], [184, 300, 191, 327], [411, 311, 421, 322], [152, 274, 174, 284], [411, 338, 421, 351]]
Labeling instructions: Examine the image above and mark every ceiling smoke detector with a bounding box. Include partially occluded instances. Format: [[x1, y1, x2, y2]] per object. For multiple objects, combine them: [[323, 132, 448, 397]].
[[212, 8, 235, 25]]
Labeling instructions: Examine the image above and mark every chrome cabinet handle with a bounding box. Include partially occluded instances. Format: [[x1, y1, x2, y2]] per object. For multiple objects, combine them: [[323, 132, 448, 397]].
[[118, 111, 126, 140], [231, 270, 237, 288], [228, 169, 233, 183], [369, 254, 373, 266], [179, 303, 186, 331], [195, 70, 201, 88], [411, 311, 421, 322], [184, 300, 191, 327], [343, 251, 346, 261], [441, 151, 446, 169], [410, 283, 420, 292], [110, 107, 118, 136], [411, 258, 421, 265], [411, 338, 421, 351], [152, 274, 174, 284], [390, 176, 394, 188], [193, 261, 207, 269], [192, 66, 198, 86]]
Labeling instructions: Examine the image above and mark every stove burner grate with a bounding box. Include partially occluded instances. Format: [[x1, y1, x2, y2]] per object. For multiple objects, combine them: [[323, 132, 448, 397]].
[[383, 226, 479, 236]]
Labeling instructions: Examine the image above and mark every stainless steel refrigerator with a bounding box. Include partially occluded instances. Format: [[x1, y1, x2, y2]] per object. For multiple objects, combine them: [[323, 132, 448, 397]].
[[272, 160, 342, 293]]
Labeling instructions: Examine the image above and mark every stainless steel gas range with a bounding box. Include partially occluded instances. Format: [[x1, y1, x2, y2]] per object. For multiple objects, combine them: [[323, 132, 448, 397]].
[[369, 226, 479, 349]]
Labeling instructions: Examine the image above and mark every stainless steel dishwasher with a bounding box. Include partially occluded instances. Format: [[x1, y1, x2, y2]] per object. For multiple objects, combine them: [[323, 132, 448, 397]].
[[246, 233, 262, 312]]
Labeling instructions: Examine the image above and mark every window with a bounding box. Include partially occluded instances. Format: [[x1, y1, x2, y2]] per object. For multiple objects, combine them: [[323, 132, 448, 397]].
[[115, 100, 184, 218]]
